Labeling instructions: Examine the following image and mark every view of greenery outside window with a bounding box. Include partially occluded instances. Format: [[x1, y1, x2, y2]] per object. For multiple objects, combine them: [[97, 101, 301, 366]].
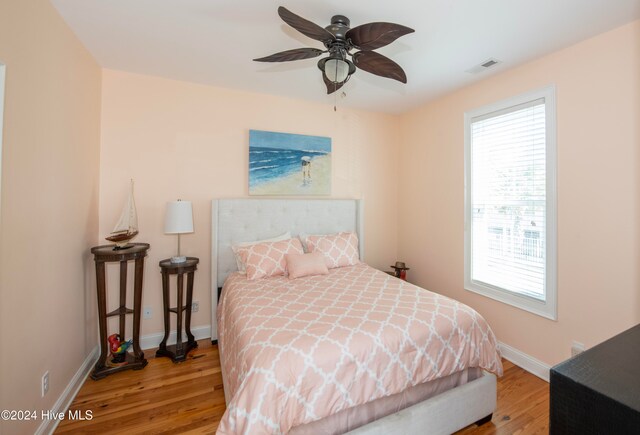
[[464, 86, 557, 320]]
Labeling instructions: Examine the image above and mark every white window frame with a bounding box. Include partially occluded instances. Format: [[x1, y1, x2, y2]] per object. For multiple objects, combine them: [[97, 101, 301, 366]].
[[464, 85, 557, 320]]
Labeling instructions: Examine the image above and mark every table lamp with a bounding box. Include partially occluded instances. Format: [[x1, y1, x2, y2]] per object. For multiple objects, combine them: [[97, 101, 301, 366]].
[[164, 200, 193, 263]]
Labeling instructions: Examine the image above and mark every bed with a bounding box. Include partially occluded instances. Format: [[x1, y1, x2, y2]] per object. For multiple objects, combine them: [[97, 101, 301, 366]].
[[211, 199, 502, 435]]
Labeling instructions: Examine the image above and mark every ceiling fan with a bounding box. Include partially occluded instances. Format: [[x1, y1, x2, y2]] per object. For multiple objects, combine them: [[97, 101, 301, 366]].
[[254, 7, 414, 94]]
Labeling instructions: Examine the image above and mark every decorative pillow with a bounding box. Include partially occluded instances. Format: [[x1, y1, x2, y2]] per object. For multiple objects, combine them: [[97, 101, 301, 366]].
[[286, 252, 329, 279], [235, 238, 304, 280], [305, 232, 360, 269], [231, 232, 291, 273]]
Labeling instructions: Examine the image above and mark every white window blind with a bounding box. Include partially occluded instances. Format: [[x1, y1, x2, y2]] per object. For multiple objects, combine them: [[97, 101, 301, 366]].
[[464, 86, 556, 319]]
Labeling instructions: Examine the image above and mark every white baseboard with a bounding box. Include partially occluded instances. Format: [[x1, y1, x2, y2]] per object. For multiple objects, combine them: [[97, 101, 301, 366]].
[[139, 325, 212, 350], [498, 341, 550, 382], [35, 346, 99, 435]]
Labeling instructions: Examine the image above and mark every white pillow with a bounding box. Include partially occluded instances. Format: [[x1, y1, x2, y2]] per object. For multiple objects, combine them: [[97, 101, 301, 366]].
[[231, 232, 291, 273]]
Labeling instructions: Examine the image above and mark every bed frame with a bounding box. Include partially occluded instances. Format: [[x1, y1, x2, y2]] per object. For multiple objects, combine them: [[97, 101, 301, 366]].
[[210, 198, 496, 434]]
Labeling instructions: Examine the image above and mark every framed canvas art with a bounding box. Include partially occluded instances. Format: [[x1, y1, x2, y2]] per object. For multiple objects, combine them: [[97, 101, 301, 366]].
[[249, 130, 331, 195]]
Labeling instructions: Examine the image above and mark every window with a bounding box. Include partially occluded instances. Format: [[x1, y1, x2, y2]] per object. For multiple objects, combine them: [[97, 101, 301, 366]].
[[464, 86, 557, 320]]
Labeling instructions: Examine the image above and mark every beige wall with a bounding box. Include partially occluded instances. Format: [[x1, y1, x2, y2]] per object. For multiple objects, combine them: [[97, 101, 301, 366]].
[[0, 0, 102, 433], [99, 69, 400, 337], [398, 20, 640, 366], [1, 8, 636, 429]]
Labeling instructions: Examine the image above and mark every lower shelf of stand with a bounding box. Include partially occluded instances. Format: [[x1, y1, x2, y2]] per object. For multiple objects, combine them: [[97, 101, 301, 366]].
[[156, 341, 198, 363], [91, 351, 147, 380]]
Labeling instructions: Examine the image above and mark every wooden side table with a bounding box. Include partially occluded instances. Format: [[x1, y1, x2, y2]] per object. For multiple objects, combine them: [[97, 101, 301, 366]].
[[90, 243, 149, 380], [157, 257, 199, 362]]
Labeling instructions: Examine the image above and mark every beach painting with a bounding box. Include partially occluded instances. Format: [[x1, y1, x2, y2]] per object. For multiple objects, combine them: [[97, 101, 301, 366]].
[[249, 129, 331, 195]]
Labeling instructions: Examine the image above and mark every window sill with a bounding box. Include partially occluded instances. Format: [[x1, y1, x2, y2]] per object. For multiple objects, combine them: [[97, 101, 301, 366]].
[[465, 280, 557, 320]]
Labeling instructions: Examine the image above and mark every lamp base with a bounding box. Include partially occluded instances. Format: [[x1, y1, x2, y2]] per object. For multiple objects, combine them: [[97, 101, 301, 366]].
[[170, 256, 187, 264]]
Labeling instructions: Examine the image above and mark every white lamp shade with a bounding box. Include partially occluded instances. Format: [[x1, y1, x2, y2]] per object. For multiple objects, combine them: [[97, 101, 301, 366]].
[[325, 58, 349, 83], [164, 200, 194, 234]]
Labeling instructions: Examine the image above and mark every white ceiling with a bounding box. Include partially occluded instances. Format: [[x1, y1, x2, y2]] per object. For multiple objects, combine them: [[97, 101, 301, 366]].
[[51, 0, 640, 114]]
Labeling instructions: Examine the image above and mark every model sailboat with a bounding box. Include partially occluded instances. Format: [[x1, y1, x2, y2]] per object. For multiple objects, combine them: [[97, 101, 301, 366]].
[[106, 180, 139, 249]]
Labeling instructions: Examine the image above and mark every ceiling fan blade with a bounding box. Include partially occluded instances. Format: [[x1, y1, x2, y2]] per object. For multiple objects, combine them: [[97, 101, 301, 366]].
[[346, 23, 414, 50], [278, 6, 335, 43], [352, 51, 407, 83], [254, 48, 324, 62], [322, 74, 344, 94]]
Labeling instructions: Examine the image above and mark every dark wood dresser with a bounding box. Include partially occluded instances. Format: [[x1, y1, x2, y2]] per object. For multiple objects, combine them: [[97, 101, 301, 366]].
[[550, 323, 640, 434]]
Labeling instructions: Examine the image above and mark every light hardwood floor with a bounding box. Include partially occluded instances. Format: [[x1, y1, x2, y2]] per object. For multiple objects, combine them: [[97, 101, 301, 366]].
[[56, 340, 549, 434]]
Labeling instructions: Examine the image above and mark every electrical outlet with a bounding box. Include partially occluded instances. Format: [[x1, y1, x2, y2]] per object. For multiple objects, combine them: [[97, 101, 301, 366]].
[[42, 371, 49, 397], [143, 306, 152, 319], [571, 341, 585, 357], [191, 301, 199, 313]]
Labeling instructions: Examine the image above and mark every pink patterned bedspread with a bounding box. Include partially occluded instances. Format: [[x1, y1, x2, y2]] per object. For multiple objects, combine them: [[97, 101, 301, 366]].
[[217, 263, 502, 434]]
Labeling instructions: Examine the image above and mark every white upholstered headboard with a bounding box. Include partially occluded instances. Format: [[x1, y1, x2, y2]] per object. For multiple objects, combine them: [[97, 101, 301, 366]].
[[210, 198, 364, 340]]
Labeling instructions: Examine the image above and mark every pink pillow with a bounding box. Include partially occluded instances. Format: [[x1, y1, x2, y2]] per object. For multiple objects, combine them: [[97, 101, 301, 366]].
[[235, 238, 304, 280], [286, 253, 329, 279], [305, 232, 360, 269]]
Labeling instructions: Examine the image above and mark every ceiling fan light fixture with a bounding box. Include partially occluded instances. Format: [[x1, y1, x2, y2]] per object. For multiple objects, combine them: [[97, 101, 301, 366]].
[[318, 57, 356, 85], [325, 58, 349, 83]]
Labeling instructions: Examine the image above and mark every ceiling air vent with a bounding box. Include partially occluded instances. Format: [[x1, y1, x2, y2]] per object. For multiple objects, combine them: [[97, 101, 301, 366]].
[[465, 58, 501, 74]]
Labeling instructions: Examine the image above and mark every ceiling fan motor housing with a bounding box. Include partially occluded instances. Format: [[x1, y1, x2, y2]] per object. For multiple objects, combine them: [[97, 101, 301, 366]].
[[325, 15, 350, 41]]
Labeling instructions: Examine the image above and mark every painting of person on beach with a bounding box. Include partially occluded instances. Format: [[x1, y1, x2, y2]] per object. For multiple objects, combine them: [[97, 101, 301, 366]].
[[249, 130, 331, 195]]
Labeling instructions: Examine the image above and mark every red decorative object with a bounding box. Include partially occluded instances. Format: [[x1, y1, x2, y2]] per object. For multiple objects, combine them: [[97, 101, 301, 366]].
[[390, 261, 410, 281], [107, 333, 132, 365]]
